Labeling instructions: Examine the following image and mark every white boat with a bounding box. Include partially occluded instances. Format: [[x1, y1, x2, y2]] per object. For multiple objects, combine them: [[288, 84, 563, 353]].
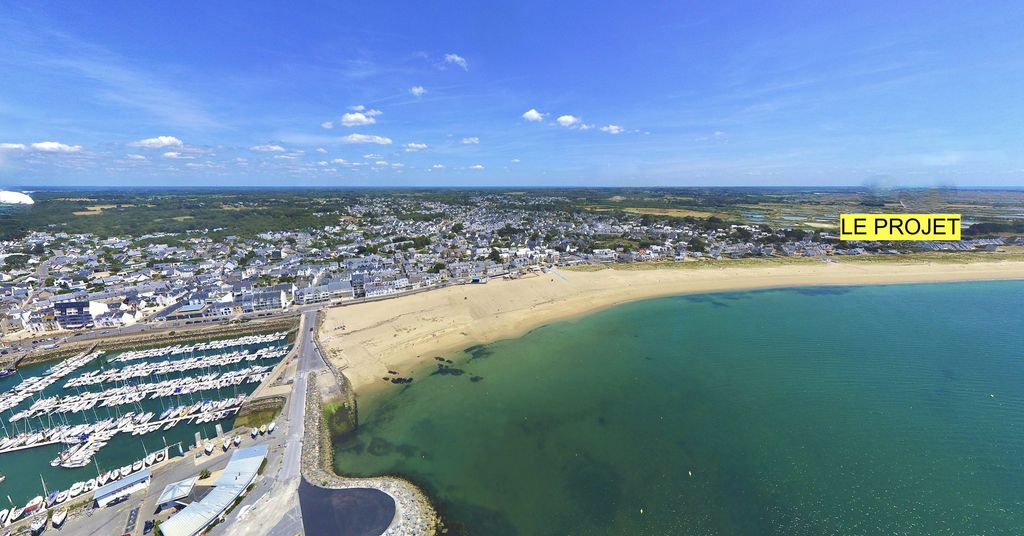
[[51, 508, 67, 528], [156, 450, 166, 462], [68, 482, 84, 497], [97, 471, 110, 486], [86, 478, 97, 492], [204, 441, 214, 455], [29, 513, 46, 533], [268, 421, 276, 433], [0, 509, 8, 525], [109, 468, 121, 480], [132, 460, 143, 472], [120, 464, 132, 476], [144, 453, 156, 466], [7, 507, 23, 524], [54, 490, 68, 504], [23, 496, 43, 513]]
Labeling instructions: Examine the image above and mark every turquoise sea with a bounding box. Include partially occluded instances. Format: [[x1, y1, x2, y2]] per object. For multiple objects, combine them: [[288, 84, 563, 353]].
[[0, 335, 288, 505], [335, 281, 1024, 535]]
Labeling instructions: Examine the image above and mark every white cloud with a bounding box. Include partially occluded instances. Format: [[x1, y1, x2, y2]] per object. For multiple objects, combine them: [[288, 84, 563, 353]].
[[521, 108, 545, 122], [373, 160, 389, 166], [469, 164, 484, 170], [600, 124, 624, 134], [556, 115, 581, 127], [363, 153, 382, 159], [432, 164, 445, 169], [321, 121, 334, 129], [126, 154, 148, 160], [0, 143, 26, 150], [162, 151, 192, 159], [129, 135, 182, 148], [365, 109, 382, 117], [410, 85, 426, 97], [316, 147, 327, 154], [343, 134, 392, 145], [510, 158, 521, 163], [31, 141, 82, 152], [404, 142, 428, 152], [444, 53, 468, 70], [349, 104, 365, 111], [250, 144, 286, 152], [461, 137, 480, 144], [317, 161, 329, 166], [391, 163, 405, 168], [331, 158, 347, 164], [341, 112, 377, 127]]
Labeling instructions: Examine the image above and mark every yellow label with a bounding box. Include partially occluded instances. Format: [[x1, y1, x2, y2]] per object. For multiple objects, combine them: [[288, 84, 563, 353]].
[[839, 214, 961, 241]]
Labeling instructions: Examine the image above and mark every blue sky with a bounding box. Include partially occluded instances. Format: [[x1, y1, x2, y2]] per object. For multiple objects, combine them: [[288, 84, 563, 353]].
[[1, 1, 1023, 187]]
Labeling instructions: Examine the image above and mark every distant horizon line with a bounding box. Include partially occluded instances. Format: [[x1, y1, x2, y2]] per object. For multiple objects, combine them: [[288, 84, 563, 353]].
[[5, 185, 1024, 192]]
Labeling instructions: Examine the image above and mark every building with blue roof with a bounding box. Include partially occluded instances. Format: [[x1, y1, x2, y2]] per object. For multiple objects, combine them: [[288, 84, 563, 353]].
[[159, 444, 268, 536]]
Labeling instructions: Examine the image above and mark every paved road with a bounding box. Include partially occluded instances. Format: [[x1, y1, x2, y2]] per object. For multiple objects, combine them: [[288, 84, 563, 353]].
[[283, 309, 327, 480], [224, 309, 328, 536]]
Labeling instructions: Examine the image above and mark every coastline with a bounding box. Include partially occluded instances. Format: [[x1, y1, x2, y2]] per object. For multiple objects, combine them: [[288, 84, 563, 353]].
[[321, 259, 1024, 394]]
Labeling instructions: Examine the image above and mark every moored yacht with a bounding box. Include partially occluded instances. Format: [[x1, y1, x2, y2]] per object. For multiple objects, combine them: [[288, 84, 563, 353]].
[[29, 513, 46, 534], [51, 508, 67, 528], [23, 496, 43, 514]]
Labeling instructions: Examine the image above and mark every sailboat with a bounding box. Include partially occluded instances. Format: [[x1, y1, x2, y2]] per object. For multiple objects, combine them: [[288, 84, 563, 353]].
[[29, 513, 46, 533], [51, 507, 67, 528], [7, 506, 24, 524], [23, 496, 43, 514]]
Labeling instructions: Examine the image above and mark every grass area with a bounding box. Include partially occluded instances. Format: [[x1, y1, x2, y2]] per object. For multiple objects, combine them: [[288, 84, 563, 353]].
[[562, 264, 608, 272], [234, 404, 282, 430], [585, 205, 726, 219]]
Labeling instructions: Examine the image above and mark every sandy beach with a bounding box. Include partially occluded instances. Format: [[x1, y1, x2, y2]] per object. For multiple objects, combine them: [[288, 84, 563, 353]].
[[320, 260, 1024, 393]]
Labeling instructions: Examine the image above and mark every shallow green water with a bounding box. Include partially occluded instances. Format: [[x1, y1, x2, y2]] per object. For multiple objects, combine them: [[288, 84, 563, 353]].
[[335, 281, 1024, 535], [0, 336, 287, 504]]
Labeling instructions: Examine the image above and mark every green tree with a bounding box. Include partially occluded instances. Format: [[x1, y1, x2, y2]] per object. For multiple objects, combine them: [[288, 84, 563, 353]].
[[688, 236, 708, 253]]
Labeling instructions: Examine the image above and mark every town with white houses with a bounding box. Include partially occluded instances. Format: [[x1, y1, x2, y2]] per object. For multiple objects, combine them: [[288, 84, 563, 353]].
[[0, 193, 1012, 347]]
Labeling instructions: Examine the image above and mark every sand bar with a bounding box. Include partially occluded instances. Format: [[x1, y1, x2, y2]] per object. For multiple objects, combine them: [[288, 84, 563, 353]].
[[320, 260, 1024, 393]]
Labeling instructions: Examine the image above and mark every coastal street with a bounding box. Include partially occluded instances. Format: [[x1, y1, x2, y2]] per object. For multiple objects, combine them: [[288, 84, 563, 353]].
[[223, 309, 327, 536]]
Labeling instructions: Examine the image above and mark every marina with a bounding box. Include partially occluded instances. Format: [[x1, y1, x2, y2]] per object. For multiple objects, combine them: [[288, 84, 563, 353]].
[[0, 331, 291, 509], [0, 445, 171, 529]]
